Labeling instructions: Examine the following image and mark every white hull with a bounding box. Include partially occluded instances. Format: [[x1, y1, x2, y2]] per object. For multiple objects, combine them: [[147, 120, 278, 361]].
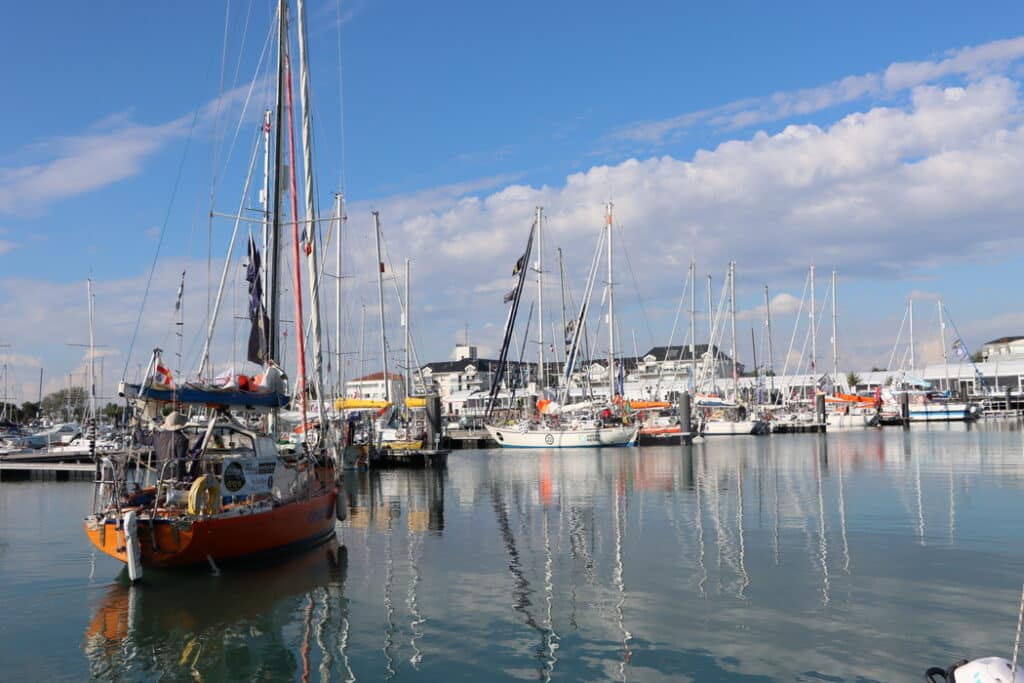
[[485, 423, 638, 448], [909, 402, 977, 422], [700, 419, 767, 436], [826, 412, 880, 430]]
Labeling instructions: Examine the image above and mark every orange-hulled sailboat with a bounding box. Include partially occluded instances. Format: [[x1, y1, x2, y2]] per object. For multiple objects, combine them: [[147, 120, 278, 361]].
[[85, 0, 346, 580]]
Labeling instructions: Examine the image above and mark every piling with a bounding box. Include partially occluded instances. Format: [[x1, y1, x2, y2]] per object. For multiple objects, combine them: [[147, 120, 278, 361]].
[[815, 392, 826, 432], [426, 395, 442, 449], [679, 391, 693, 445], [900, 392, 910, 430]]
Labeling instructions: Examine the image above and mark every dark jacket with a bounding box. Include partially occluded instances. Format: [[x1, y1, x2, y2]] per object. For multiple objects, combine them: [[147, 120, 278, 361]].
[[134, 427, 190, 478]]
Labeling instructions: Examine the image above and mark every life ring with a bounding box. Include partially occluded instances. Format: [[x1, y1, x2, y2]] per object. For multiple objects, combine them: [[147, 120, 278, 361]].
[[188, 475, 221, 516]]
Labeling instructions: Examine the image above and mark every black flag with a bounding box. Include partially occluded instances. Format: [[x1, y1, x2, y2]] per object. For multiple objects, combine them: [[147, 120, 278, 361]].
[[245, 235, 270, 365]]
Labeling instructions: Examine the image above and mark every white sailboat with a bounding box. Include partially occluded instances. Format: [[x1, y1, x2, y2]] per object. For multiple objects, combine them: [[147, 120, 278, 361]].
[[485, 203, 638, 448]]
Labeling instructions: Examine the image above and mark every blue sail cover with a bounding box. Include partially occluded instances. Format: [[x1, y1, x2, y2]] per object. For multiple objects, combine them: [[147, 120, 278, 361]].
[[126, 382, 289, 409]]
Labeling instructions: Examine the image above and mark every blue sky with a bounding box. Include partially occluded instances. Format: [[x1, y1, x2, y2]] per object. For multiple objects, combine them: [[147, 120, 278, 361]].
[[2, 1, 1024, 402]]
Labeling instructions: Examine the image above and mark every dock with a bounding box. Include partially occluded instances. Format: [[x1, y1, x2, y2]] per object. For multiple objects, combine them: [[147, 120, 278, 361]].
[[442, 429, 497, 450], [0, 461, 95, 481]]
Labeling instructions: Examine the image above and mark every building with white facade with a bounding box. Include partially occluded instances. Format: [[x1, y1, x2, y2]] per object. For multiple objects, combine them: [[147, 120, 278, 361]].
[[344, 371, 405, 402]]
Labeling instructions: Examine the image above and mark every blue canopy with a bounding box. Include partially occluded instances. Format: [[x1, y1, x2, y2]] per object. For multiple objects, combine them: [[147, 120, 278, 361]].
[[127, 382, 289, 409]]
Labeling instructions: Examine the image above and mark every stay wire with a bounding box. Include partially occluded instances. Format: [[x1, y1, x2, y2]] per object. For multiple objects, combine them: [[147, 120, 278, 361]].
[[121, 107, 203, 382]]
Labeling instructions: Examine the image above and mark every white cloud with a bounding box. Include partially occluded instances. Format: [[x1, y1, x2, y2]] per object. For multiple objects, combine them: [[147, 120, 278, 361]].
[[610, 35, 1024, 145], [736, 293, 803, 322], [0, 78, 271, 216], [9, 64, 1024, 384], [332, 75, 1024, 366]]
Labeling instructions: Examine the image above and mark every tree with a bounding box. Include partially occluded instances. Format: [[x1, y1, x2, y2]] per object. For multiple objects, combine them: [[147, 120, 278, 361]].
[[970, 350, 984, 363], [40, 387, 88, 421], [20, 401, 40, 422], [846, 372, 863, 389], [103, 402, 123, 424]]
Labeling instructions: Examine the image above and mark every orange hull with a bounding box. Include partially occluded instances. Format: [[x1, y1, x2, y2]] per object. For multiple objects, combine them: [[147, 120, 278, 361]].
[[84, 490, 337, 568], [639, 425, 682, 436]]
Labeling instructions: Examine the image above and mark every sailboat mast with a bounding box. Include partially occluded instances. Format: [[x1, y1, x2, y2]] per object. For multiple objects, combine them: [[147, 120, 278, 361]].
[[706, 273, 713, 390], [558, 247, 568, 382], [283, 19, 309, 428], [764, 285, 775, 397], [605, 202, 616, 400], [358, 303, 365, 396], [729, 261, 738, 395], [268, 0, 287, 371], [831, 270, 838, 387], [87, 278, 96, 421], [536, 206, 545, 391], [334, 193, 344, 394], [261, 109, 272, 298], [909, 298, 916, 371], [373, 212, 390, 402], [938, 299, 949, 392], [689, 259, 696, 390], [405, 258, 411, 400], [809, 264, 817, 375], [295, 0, 333, 441]]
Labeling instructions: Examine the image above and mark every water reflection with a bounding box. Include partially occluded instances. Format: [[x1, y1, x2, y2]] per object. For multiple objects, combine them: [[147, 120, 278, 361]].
[[83, 540, 348, 681], [69, 425, 1024, 681]]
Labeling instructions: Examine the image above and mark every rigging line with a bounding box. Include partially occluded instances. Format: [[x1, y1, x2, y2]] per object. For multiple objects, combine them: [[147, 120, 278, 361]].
[[335, 0, 348, 194], [654, 273, 690, 397], [218, 6, 275, 185], [615, 226, 655, 349], [208, 0, 233, 204], [779, 270, 810, 381], [120, 107, 204, 382]]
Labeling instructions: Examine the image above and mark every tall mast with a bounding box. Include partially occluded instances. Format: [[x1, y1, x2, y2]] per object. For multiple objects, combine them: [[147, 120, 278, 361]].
[[706, 273, 713, 388], [267, 0, 287, 371], [334, 193, 344, 394], [535, 206, 545, 391], [689, 259, 696, 390], [558, 247, 568, 383], [909, 298, 916, 371], [764, 284, 775, 397], [282, 13, 309, 430], [809, 264, 817, 375], [831, 270, 839, 387], [373, 212, 390, 402], [87, 278, 96, 422], [938, 299, 949, 392], [357, 303, 365, 396], [404, 258, 411, 400], [729, 261, 738, 395], [261, 108, 272, 297], [605, 202, 616, 400], [295, 0, 332, 439]]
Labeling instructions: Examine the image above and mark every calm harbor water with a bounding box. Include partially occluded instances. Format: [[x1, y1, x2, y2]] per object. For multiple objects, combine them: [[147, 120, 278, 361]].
[[2, 423, 1024, 681]]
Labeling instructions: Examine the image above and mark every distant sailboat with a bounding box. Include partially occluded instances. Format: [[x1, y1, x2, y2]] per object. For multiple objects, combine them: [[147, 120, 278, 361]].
[[485, 204, 637, 448]]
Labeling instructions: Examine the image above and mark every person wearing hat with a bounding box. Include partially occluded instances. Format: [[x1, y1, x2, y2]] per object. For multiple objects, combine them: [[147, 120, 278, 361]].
[[133, 411, 192, 480]]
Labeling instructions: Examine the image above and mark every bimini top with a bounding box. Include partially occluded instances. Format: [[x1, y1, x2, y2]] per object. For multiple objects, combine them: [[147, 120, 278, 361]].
[[119, 364, 290, 410]]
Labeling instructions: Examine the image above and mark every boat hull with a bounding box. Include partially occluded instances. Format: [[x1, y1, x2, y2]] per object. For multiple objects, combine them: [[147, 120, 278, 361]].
[[826, 412, 880, 430], [701, 419, 767, 436], [485, 423, 638, 448], [909, 403, 978, 422], [85, 489, 338, 569]]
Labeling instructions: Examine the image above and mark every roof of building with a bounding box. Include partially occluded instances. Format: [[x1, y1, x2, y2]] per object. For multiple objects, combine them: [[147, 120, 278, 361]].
[[983, 336, 1024, 345], [421, 358, 501, 374], [641, 344, 733, 362]]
